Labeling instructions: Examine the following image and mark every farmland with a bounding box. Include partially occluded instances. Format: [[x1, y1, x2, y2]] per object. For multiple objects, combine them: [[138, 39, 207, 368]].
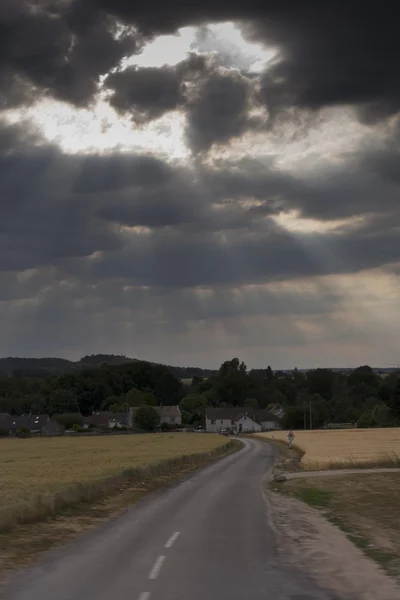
[[0, 433, 232, 532], [257, 428, 400, 469]]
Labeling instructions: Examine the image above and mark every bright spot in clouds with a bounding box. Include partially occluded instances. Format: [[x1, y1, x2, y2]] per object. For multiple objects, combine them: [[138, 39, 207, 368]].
[[272, 211, 365, 234], [5, 100, 188, 157], [128, 22, 275, 70], [3, 22, 275, 157]]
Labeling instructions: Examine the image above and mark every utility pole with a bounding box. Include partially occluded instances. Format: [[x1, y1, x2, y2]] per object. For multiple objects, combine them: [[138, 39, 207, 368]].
[[309, 400, 312, 430]]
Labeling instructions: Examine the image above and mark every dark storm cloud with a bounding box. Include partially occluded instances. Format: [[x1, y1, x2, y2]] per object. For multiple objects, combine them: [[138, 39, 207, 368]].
[[69, 221, 400, 290], [1, 116, 400, 282], [72, 153, 175, 193], [78, 1, 400, 125], [106, 65, 184, 123], [104, 53, 206, 123], [0, 121, 124, 271], [0, 0, 137, 108], [0, 1, 399, 145], [104, 54, 257, 152], [184, 70, 255, 152], [3, 2, 399, 155], [1, 115, 400, 365]]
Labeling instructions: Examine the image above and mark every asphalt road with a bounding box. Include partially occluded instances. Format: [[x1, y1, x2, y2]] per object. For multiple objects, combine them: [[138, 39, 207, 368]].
[[1, 438, 336, 600]]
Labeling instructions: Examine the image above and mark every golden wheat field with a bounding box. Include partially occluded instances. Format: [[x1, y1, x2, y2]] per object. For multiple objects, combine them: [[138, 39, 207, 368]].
[[257, 428, 400, 469], [0, 433, 228, 531]]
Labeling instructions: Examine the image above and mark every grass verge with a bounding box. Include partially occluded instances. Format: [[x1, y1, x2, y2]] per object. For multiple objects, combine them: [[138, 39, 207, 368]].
[[0, 439, 240, 577], [253, 434, 304, 472], [274, 472, 400, 580]]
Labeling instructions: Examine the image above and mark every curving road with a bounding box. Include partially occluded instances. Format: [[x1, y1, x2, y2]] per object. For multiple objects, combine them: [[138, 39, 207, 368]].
[[1, 438, 336, 600]]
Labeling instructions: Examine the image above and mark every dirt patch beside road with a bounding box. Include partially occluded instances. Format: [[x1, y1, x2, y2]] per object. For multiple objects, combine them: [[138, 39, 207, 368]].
[[267, 488, 400, 600]]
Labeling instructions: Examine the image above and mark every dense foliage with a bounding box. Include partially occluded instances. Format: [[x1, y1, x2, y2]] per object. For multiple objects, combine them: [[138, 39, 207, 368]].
[[134, 405, 160, 432], [179, 360, 400, 429], [0, 355, 216, 380], [1, 356, 399, 429], [0, 361, 182, 416]]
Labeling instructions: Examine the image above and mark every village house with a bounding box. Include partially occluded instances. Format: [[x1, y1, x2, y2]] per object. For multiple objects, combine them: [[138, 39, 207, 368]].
[[82, 412, 130, 429], [83, 412, 111, 429], [0, 413, 64, 436], [205, 407, 282, 433]]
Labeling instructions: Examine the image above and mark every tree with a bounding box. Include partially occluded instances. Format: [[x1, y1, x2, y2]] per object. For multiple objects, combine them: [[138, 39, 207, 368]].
[[308, 393, 330, 427], [348, 365, 380, 390], [101, 395, 121, 410], [387, 379, 400, 419], [219, 358, 247, 377], [357, 411, 373, 428], [108, 402, 129, 412], [125, 388, 153, 407], [371, 403, 391, 427], [134, 405, 160, 432], [46, 389, 79, 414], [191, 376, 204, 388], [244, 397, 259, 409], [282, 405, 306, 429], [306, 369, 335, 401], [179, 394, 207, 426]]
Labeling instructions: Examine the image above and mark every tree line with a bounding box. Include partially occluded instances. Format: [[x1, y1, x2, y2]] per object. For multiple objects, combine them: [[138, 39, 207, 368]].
[[181, 360, 400, 428], [0, 361, 182, 417], [0, 357, 399, 429]]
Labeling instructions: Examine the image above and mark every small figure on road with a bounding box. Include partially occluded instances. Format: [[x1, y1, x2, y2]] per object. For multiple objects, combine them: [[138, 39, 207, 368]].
[[287, 430, 295, 449]]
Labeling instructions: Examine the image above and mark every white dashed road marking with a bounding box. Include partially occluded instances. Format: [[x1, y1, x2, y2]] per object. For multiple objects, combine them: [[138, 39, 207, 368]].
[[148, 555, 166, 580], [138, 593, 151, 600], [165, 531, 180, 548]]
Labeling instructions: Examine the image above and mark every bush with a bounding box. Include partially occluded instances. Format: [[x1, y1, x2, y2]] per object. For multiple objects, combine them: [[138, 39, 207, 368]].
[[17, 426, 31, 437], [71, 423, 82, 432], [135, 405, 160, 432], [55, 413, 84, 430], [0, 428, 9, 437], [161, 422, 178, 431]]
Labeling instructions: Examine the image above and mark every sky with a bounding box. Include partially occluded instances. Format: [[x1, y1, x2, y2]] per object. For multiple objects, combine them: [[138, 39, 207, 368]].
[[1, 1, 400, 369]]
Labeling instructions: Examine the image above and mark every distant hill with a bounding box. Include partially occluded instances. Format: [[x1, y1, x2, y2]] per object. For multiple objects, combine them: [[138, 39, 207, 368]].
[[0, 354, 217, 380]]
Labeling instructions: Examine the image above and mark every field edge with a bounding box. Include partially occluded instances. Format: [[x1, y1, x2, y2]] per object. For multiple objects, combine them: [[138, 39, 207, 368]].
[[0, 438, 241, 577], [1, 438, 240, 534]]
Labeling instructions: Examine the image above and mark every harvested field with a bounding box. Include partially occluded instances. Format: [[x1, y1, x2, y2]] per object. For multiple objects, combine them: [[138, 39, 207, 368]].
[[0, 433, 231, 532], [257, 428, 400, 469]]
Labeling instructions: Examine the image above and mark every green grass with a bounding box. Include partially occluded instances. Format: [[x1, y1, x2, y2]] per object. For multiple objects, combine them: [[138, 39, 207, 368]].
[[293, 488, 334, 508]]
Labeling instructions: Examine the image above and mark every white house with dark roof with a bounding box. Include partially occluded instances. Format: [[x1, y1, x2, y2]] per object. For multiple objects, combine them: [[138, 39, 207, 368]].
[[206, 407, 282, 433]]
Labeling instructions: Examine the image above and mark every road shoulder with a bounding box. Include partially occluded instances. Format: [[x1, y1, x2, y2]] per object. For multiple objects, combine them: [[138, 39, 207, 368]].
[[260, 436, 400, 600], [267, 487, 400, 600]]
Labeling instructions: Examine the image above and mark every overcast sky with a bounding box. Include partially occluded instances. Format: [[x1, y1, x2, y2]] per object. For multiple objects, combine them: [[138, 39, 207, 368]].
[[1, 1, 400, 369]]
